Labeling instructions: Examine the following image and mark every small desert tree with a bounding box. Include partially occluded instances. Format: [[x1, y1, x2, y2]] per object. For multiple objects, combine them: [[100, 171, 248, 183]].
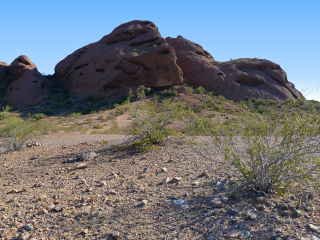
[[208, 98, 320, 193]]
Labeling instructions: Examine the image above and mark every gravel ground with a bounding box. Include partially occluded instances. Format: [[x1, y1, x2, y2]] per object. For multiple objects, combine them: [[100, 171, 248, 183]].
[[0, 133, 320, 239]]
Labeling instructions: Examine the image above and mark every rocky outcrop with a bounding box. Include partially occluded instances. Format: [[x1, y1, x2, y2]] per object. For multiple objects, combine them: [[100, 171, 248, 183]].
[[2, 55, 50, 106], [0, 62, 10, 82], [55, 20, 183, 99], [166, 35, 303, 101]]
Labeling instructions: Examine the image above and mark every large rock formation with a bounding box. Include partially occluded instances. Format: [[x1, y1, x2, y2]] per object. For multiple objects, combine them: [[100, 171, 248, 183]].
[[55, 20, 183, 99], [0, 62, 10, 82], [166, 35, 303, 101], [1, 55, 50, 106]]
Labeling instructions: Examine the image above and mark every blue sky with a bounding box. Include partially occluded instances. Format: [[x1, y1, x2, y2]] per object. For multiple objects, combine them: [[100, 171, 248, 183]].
[[1, 0, 319, 100]]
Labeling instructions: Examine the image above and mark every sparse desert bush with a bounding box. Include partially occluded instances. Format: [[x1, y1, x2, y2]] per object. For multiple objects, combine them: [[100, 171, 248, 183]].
[[209, 98, 320, 193], [128, 86, 193, 150], [93, 123, 103, 129], [160, 89, 178, 97], [31, 113, 47, 121], [185, 87, 194, 95], [183, 116, 214, 136], [0, 116, 53, 151]]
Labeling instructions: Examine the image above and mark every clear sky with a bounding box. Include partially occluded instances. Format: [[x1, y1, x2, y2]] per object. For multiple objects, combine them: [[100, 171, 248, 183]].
[[1, 0, 319, 101]]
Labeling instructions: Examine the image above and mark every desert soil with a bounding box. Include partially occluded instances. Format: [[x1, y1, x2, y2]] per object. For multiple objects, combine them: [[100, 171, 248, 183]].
[[0, 133, 320, 240]]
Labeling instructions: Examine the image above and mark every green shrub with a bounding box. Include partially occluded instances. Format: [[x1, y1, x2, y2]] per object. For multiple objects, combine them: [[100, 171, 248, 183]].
[[183, 116, 214, 136], [185, 87, 194, 95], [211, 60, 221, 66], [32, 113, 47, 121], [0, 116, 52, 151], [160, 89, 178, 97], [128, 87, 192, 151], [211, 99, 320, 193], [93, 123, 103, 129], [196, 86, 206, 94]]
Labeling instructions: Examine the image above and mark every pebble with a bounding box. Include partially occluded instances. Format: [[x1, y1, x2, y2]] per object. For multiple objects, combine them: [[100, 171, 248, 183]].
[[223, 229, 240, 238], [161, 167, 167, 172], [211, 198, 223, 208], [37, 195, 47, 201], [282, 211, 290, 216], [192, 181, 200, 186], [248, 213, 257, 220], [162, 177, 170, 184], [112, 231, 120, 238], [37, 209, 48, 215], [8, 189, 19, 194], [80, 151, 96, 161], [109, 190, 117, 195], [257, 196, 265, 202], [141, 200, 148, 205], [171, 177, 182, 183], [75, 163, 88, 169], [220, 195, 228, 203], [24, 223, 33, 231], [292, 209, 302, 217], [172, 199, 186, 207], [227, 207, 239, 215], [307, 224, 319, 232], [201, 171, 208, 176], [52, 204, 63, 212]]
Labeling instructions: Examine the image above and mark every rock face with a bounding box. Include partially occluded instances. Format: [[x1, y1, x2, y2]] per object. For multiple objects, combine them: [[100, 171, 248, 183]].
[[166, 35, 303, 101], [55, 20, 183, 99], [0, 62, 10, 82], [2, 55, 50, 106]]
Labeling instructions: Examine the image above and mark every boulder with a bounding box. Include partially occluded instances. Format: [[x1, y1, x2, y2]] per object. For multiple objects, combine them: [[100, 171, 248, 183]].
[[55, 20, 183, 99], [166, 35, 303, 101], [2, 55, 50, 106]]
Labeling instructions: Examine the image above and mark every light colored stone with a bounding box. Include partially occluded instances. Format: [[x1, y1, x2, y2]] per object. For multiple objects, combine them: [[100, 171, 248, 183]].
[[211, 198, 223, 208], [80, 151, 97, 161], [192, 181, 200, 186], [75, 163, 88, 169], [171, 177, 182, 183], [308, 224, 319, 232], [162, 177, 170, 184], [141, 200, 148, 205], [221, 195, 228, 203]]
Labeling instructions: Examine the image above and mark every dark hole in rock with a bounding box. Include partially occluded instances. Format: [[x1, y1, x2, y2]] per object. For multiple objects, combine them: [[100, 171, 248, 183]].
[[95, 68, 105, 73], [130, 38, 159, 47], [195, 51, 205, 56], [74, 64, 86, 70], [236, 75, 264, 87], [9, 88, 13, 91], [80, 73, 83, 76], [158, 49, 170, 55], [217, 73, 223, 76], [33, 81, 38, 83]]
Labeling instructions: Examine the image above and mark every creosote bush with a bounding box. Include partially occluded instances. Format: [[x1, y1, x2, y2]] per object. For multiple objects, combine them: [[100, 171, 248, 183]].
[[207, 98, 320, 193], [128, 86, 193, 151]]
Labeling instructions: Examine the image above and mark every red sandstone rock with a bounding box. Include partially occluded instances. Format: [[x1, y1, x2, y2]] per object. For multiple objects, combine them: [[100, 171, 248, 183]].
[[2, 55, 49, 106], [166, 35, 303, 101], [55, 20, 183, 99]]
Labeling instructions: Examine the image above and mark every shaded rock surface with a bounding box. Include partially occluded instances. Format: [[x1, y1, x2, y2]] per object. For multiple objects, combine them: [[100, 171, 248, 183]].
[[166, 35, 303, 101], [55, 20, 183, 99], [1, 55, 50, 106], [0, 62, 10, 82]]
